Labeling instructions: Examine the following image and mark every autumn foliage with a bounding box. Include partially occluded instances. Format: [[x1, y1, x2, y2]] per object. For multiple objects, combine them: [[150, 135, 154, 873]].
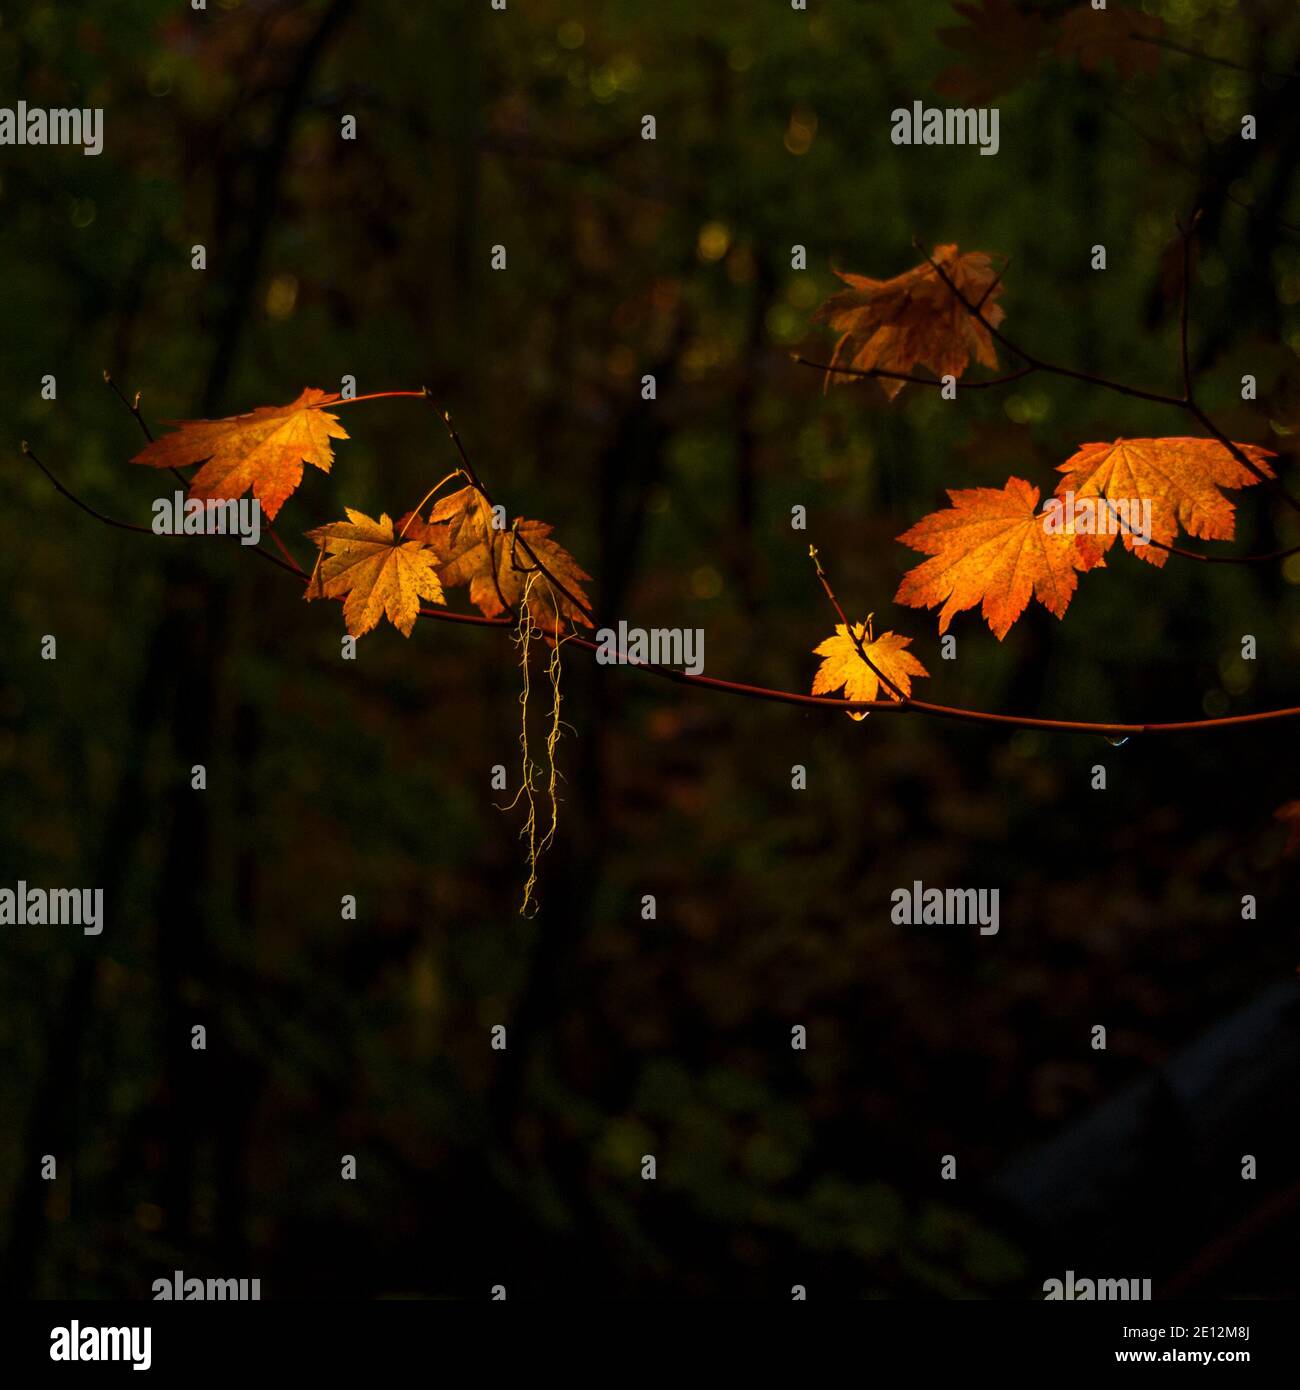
[[807, 245, 1281, 700], [811, 243, 1005, 399], [60, 225, 1286, 921], [131, 393, 592, 642], [118, 240, 1287, 729]]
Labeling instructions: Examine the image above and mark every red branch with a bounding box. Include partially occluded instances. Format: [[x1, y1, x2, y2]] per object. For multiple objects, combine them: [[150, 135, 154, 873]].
[[18, 360, 1300, 740]]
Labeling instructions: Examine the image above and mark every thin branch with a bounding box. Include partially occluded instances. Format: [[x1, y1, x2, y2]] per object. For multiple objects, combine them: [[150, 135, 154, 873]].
[[1130, 534, 1300, 566], [794, 355, 1035, 391], [913, 234, 1300, 515], [265, 528, 309, 576], [103, 371, 156, 444], [424, 398, 512, 615], [22, 442, 305, 579], [1131, 32, 1300, 82], [974, 256, 1010, 312], [1094, 492, 1300, 565], [1187, 400, 1291, 499], [323, 388, 429, 409], [32, 441, 1300, 738], [397, 469, 466, 541], [569, 642, 1300, 735], [913, 236, 1188, 407], [22, 442, 155, 537], [417, 605, 513, 628]]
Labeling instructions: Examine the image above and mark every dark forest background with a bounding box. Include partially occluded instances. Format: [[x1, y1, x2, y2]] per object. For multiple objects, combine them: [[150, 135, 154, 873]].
[[2, 0, 1299, 1299]]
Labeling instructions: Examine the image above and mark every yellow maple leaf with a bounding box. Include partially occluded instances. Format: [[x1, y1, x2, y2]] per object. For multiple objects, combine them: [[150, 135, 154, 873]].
[[1054, 437, 1276, 568], [895, 476, 1101, 640], [131, 387, 348, 521], [304, 508, 445, 638], [811, 618, 929, 720], [811, 244, 1005, 398]]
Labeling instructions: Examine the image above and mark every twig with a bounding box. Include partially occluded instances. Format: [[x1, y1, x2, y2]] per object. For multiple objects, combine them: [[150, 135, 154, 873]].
[[912, 234, 1300, 513], [794, 355, 1035, 391], [103, 371, 157, 444], [1131, 32, 1300, 82], [1091, 492, 1300, 565], [913, 236, 1188, 407], [22, 442, 305, 579]]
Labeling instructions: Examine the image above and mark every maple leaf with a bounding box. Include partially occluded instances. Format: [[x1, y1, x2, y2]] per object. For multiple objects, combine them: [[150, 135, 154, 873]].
[[811, 245, 1005, 399], [811, 619, 929, 720], [304, 508, 445, 638], [1056, 3, 1164, 79], [935, 0, 1052, 105], [895, 477, 1101, 640], [1054, 437, 1276, 568], [131, 388, 348, 522], [400, 486, 593, 632]]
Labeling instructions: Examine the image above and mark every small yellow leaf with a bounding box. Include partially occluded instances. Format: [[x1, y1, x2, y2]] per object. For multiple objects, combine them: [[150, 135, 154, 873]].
[[811, 622, 928, 719], [305, 508, 444, 638]]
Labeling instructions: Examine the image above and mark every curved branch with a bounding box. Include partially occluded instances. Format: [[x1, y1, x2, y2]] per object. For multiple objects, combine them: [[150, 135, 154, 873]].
[[914, 234, 1300, 514], [29, 441, 1300, 739], [22, 442, 306, 580], [794, 354, 1035, 391]]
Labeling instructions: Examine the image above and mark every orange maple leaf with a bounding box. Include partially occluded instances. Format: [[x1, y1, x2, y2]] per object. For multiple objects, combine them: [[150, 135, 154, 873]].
[[811, 244, 1005, 399], [1056, 4, 1164, 79], [304, 508, 445, 638], [131, 388, 348, 522], [811, 619, 929, 720], [400, 485, 593, 633], [895, 477, 1101, 640], [1054, 437, 1276, 568]]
